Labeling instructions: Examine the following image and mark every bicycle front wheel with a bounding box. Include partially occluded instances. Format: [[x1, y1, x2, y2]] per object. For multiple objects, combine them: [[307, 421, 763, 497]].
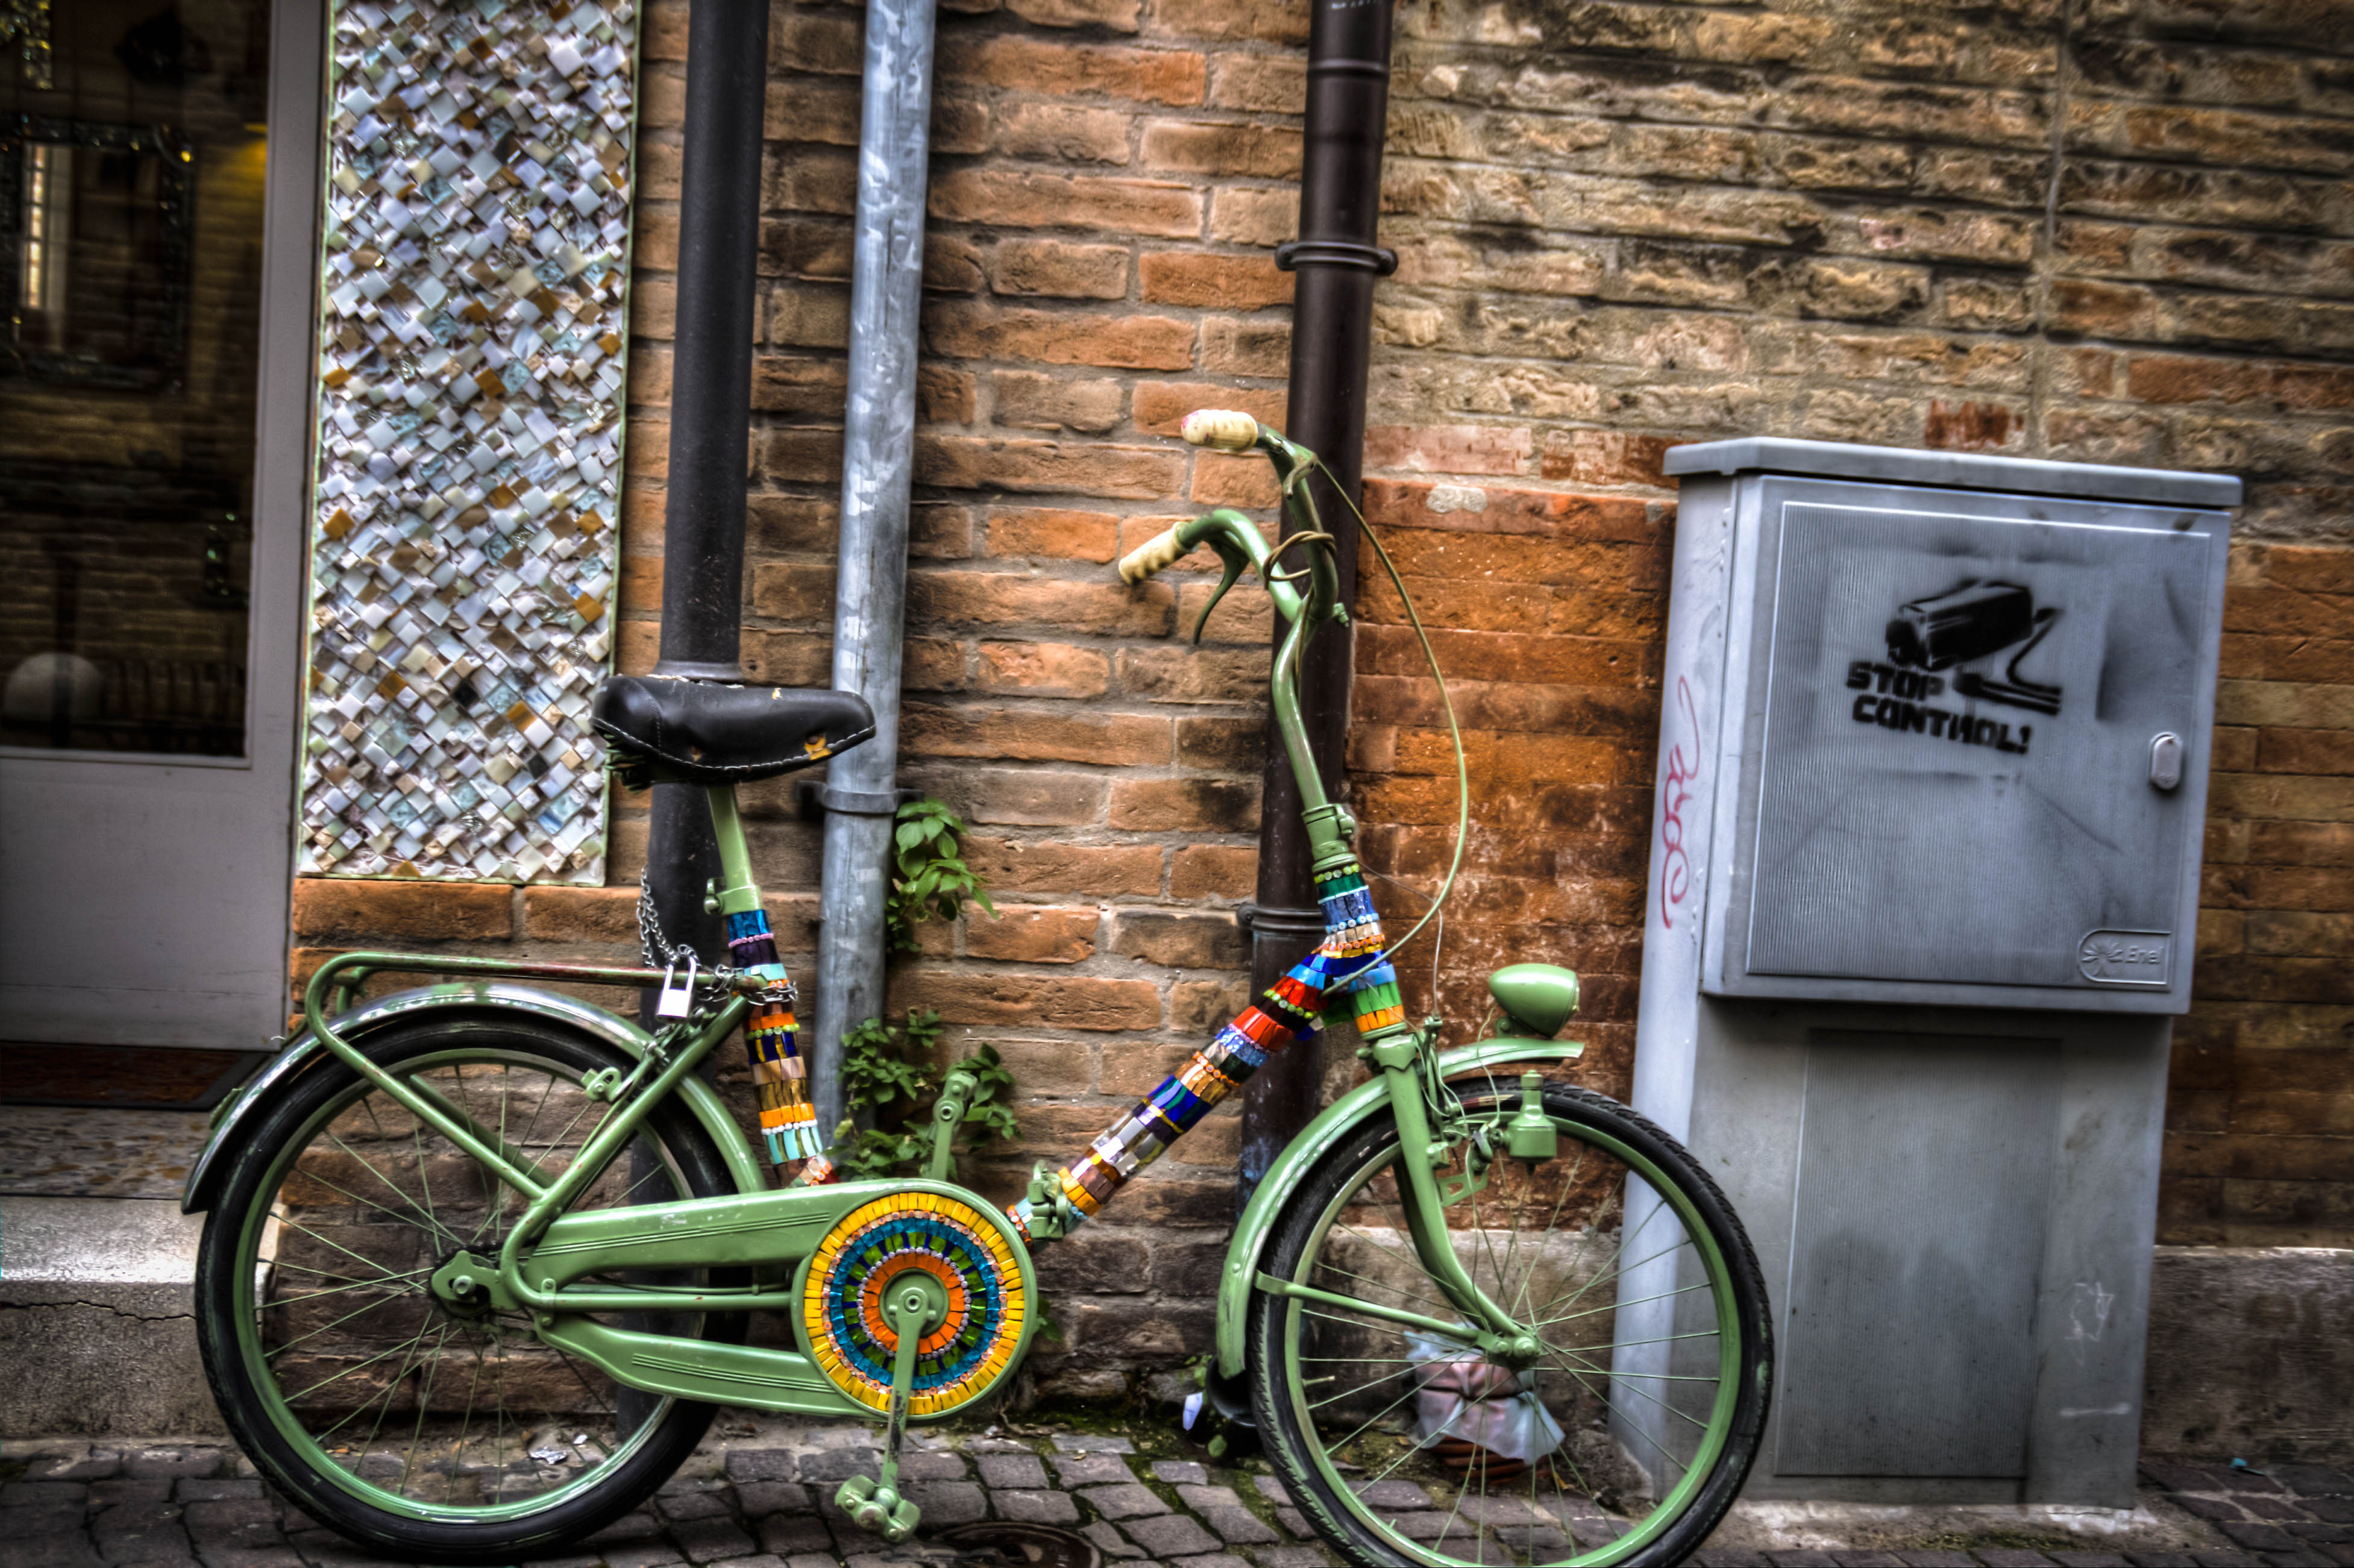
[[194, 1017, 747, 1564], [1249, 1079, 1770, 1568]]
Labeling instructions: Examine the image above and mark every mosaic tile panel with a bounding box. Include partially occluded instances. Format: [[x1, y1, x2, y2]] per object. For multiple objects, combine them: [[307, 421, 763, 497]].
[[298, 0, 641, 884]]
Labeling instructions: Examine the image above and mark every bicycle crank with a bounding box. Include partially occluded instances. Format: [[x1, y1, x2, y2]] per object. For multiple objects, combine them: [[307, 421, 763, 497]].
[[834, 1272, 948, 1543]]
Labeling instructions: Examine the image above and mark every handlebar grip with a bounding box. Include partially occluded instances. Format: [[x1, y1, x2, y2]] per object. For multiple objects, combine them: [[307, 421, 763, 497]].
[[1180, 409, 1261, 451], [1118, 527, 1188, 584]]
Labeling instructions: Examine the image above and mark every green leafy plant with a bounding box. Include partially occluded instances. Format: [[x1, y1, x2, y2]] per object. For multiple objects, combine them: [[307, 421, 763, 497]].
[[824, 796, 1016, 1179], [885, 797, 996, 953], [827, 1014, 1022, 1180], [954, 1041, 1021, 1148]]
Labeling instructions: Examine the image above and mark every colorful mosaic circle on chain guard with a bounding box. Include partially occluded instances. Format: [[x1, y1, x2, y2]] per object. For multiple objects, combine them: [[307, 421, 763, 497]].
[[797, 1193, 1029, 1417]]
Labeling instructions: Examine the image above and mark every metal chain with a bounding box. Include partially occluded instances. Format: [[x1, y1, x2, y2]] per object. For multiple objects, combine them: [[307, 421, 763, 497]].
[[635, 869, 797, 1006]]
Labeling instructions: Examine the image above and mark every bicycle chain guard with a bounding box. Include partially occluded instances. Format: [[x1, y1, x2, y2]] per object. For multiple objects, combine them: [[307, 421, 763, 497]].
[[800, 1191, 1029, 1419]]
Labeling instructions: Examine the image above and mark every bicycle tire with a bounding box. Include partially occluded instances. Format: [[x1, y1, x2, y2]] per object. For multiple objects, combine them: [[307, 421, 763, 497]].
[[194, 1016, 747, 1564], [1249, 1080, 1771, 1568]]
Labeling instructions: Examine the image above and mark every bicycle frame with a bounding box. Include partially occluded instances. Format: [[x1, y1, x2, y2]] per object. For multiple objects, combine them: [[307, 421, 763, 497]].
[[216, 420, 1568, 1414]]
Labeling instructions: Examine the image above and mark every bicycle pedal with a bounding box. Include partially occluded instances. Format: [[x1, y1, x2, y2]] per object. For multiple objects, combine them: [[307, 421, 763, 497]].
[[835, 1476, 920, 1543]]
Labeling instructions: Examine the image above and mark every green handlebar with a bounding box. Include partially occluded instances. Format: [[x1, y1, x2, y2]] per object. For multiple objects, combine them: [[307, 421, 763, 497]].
[[1117, 418, 1349, 824]]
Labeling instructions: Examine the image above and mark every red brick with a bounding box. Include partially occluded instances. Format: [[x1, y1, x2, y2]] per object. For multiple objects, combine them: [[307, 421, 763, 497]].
[[1138, 252, 1294, 309], [1537, 430, 1675, 487], [2226, 583, 2354, 638], [1143, 0, 1309, 45], [964, 837, 1169, 898], [1117, 644, 1270, 703], [966, 905, 1102, 963], [1106, 909, 1246, 968], [1108, 776, 1262, 832], [1131, 382, 1287, 438], [1190, 451, 1281, 507], [742, 629, 831, 685], [979, 641, 1114, 698], [520, 886, 642, 944], [905, 639, 971, 692], [749, 562, 838, 622], [1366, 425, 1536, 477], [1172, 842, 1261, 889], [991, 371, 1126, 434], [908, 572, 1174, 636], [990, 239, 1132, 300], [929, 170, 1203, 238], [918, 437, 1188, 500], [927, 303, 1196, 371], [759, 427, 847, 485], [1199, 316, 1291, 377], [2265, 545, 2354, 595], [1922, 400, 2023, 452], [751, 354, 846, 418], [292, 879, 513, 942], [2259, 727, 2354, 774], [907, 768, 1110, 827], [1007, 0, 1144, 31], [747, 495, 837, 553], [939, 37, 1206, 107], [618, 554, 664, 614], [903, 703, 1172, 765], [889, 968, 1162, 1030], [993, 101, 1137, 163], [1207, 51, 1305, 113], [986, 508, 1123, 562], [2245, 818, 2354, 864], [1170, 976, 1251, 1030]]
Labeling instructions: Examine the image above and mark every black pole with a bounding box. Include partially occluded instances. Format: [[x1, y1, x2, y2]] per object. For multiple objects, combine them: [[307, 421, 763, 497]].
[[1238, 0, 1396, 1211], [639, 0, 771, 1011]]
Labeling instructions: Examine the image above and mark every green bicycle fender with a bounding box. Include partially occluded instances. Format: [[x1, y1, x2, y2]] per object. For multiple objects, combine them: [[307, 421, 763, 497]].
[[1211, 1038, 1583, 1381], [180, 982, 767, 1214]]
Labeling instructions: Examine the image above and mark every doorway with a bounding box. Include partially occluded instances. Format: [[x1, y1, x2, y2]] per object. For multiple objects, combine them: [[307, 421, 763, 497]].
[[0, 0, 321, 1053]]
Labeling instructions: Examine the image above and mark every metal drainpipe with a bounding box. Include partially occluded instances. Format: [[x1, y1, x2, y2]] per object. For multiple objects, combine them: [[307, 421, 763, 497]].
[[1238, 0, 1398, 1209], [638, 0, 771, 1014], [809, 0, 942, 1136]]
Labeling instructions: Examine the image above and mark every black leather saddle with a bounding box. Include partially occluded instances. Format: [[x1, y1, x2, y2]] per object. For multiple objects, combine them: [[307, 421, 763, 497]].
[[591, 676, 874, 786]]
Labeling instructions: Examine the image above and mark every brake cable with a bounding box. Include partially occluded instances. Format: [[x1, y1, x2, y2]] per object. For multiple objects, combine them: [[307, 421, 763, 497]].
[[1304, 458, 1470, 970]]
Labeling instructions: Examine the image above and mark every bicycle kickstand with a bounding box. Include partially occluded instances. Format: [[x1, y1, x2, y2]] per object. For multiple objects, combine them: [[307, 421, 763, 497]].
[[836, 1276, 942, 1543]]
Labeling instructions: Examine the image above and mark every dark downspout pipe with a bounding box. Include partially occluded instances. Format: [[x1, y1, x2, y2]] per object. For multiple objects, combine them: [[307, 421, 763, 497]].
[[1238, 0, 1397, 1209], [639, 0, 773, 1005]]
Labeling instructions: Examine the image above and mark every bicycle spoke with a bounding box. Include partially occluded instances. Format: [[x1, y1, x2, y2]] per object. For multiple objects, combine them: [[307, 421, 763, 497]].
[[1514, 1144, 1588, 1324], [1265, 1081, 1765, 1568], [266, 1210, 428, 1285], [1535, 1279, 1712, 1331], [264, 1288, 429, 1362], [268, 1266, 435, 1309], [300, 1145, 466, 1250], [1539, 1347, 1711, 1433], [284, 1319, 441, 1411], [222, 1030, 742, 1534], [1307, 1356, 1418, 1414]]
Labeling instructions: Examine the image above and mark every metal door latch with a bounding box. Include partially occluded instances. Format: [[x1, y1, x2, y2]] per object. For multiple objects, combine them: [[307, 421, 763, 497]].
[[2149, 732, 2184, 791]]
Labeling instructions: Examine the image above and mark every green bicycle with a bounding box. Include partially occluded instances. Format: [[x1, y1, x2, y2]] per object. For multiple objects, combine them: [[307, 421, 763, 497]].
[[181, 412, 1771, 1566]]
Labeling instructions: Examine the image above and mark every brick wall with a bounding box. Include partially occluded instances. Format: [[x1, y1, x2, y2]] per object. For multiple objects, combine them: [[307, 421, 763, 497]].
[[289, 0, 2354, 1384]]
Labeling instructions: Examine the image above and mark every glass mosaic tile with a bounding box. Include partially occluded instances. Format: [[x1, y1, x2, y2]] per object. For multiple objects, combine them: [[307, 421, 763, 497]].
[[299, 0, 640, 885]]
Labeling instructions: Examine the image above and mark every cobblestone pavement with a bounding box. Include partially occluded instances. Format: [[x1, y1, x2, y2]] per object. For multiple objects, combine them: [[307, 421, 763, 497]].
[[2, 1422, 2337, 1568], [1, 1422, 1340, 1568], [1696, 1462, 2354, 1568]]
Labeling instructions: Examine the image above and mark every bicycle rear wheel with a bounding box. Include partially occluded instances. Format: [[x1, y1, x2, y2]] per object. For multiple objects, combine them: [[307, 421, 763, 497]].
[[194, 1017, 746, 1564], [1249, 1080, 1771, 1568]]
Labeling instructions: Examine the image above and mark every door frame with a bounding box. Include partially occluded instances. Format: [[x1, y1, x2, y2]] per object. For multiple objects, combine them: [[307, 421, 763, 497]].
[[0, 0, 322, 1047]]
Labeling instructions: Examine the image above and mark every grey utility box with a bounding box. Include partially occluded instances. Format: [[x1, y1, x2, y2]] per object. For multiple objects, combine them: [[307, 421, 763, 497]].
[[1619, 439, 2237, 1507]]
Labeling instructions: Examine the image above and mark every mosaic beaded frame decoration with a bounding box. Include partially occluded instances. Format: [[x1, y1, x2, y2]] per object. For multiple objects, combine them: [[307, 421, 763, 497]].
[[297, 0, 641, 884], [803, 1194, 1029, 1417], [1010, 861, 1401, 1238]]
